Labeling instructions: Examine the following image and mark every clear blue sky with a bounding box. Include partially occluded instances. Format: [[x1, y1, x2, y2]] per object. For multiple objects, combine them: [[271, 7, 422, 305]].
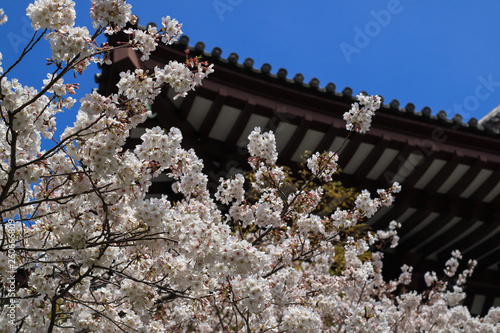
[[2, 1, 500, 138]]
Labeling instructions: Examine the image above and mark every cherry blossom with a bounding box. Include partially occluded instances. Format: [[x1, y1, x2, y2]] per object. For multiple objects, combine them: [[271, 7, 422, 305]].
[[0, 1, 497, 332], [307, 151, 338, 182], [216, 174, 245, 205], [0, 9, 7, 25], [248, 127, 278, 167], [90, 0, 132, 31], [344, 93, 382, 133], [160, 16, 183, 45], [27, 0, 76, 30]]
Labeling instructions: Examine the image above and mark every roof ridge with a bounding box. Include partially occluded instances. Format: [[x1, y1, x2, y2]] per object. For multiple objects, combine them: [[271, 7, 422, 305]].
[[96, 24, 499, 137], [169, 35, 497, 136]]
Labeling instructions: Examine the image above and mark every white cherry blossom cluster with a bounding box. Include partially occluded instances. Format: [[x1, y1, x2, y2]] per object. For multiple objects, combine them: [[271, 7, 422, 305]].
[[90, 0, 132, 30], [330, 207, 356, 228], [27, 0, 190, 77], [117, 69, 156, 103], [216, 174, 245, 205], [134, 126, 182, 173], [344, 93, 382, 133], [124, 25, 158, 61], [398, 264, 413, 285], [45, 26, 94, 62], [355, 182, 401, 219], [343, 302, 389, 333], [27, 0, 75, 30], [376, 220, 401, 248], [356, 189, 383, 218], [296, 213, 325, 235], [161, 16, 183, 45], [444, 249, 462, 277], [247, 127, 278, 167], [155, 60, 214, 100], [45, 26, 94, 63], [375, 251, 500, 332], [231, 275, 271, 313], [169, 151, 208, 198], [253, 164, 285, 191], [287, 187, 324, 216], [0, 8, 7, 25], [79, 90, 116, 116], [456, 259, 477, 286], [42, 73, 77, 97], [254, 191, 284, 227], [282, 306, 322, 333], [168, 147, 204, 178], [424, 270, 438, 287], [228, 203, 255, 228], [59, 226, 87, 249], [307, 151, 339, 181], [122, 16, 182, 61]]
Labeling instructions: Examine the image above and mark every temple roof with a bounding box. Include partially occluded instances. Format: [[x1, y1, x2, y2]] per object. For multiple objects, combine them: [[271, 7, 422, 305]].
[[479, 104, 500, 130], [169, 36, 500, 135], [97, 32, 500, 315]]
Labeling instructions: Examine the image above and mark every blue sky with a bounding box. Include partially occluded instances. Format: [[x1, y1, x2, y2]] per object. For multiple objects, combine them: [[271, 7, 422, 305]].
[[2, 1, 500, 138]]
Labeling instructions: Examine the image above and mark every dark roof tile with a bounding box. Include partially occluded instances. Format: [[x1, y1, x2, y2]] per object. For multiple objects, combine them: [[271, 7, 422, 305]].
[[452, 114, 463, 125], [261, 63, 272, 74], [211, 47, 222, 58], [421, 107, 432, 118], [326, 82, 336, 94], [293, 73, 304, 84], [342, 87, 353, 98], [243, 58, 254, 68], [309, 78, 320, 89], [437, 110, 447, 121], [390, 99, 400, 110], [179, 35, 189, 47], [405, 103, 415, 114], [277, 68, 287, 80], [468, 117, 478, 128], [228, 52, 239, 64], [195, 42, 205, 53]]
